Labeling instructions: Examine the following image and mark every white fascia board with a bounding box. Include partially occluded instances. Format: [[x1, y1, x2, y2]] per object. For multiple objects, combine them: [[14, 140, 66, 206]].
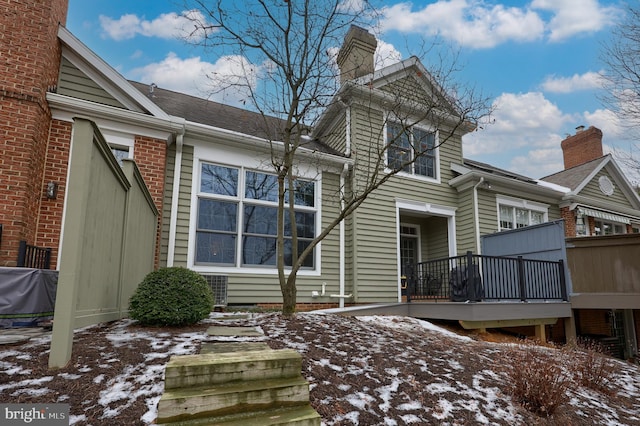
[[449, 170, 565, 198], [535, 179, 570, 193], [58, 26, 170, 120], [450, 162, 471, 175], [604, 157, 640, 208], [571, 156, 608, 195], [184, 120, 352, 171], [47, 92, 183, 142], [353, 57, 421, 87]]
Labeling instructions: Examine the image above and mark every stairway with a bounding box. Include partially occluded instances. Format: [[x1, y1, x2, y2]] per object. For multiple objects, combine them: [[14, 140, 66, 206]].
[[156, 346, 321, 425]]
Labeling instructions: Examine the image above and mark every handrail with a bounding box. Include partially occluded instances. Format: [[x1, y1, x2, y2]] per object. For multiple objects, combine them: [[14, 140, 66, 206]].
[[407, 251, 567, 303]]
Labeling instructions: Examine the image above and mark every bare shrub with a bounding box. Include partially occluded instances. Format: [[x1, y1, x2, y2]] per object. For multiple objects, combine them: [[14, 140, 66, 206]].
[[569, 339, 616, 395], [502, 342, 573, 416]]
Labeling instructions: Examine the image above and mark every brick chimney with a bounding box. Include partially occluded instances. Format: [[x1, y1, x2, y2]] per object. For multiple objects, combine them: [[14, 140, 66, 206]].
[[560, 125, 604, 169], [0, 0, 69, 265], [336, 25, 377, 84]]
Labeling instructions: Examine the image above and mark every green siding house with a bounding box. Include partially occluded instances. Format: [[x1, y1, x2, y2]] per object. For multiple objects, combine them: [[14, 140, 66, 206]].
[[45, 24, 640, 352]]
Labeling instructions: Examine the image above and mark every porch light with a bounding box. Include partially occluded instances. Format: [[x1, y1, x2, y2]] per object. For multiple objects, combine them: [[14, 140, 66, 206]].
[[46, 181, 58, 199]]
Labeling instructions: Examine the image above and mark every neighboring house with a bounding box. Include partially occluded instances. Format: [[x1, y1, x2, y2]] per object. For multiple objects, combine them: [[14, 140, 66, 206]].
[[1, 1, 638, 357]]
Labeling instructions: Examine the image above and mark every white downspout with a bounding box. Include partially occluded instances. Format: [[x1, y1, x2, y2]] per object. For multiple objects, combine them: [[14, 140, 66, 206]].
[[339, 163, 349, 308], [167, 130, 184, 266], [472, 177, 484, 254], [339, 104, 352, 308], [345, 106, 351, 156]]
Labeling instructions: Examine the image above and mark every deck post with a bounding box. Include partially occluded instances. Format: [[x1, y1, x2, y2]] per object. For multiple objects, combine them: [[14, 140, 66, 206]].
[[466, 251, 475, 301], [517, 256, 526, 301], [558, 259, 567, 301]]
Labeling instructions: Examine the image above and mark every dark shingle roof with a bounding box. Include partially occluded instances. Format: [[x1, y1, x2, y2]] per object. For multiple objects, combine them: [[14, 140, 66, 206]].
[[463, 158, 537, 184], [129, 81, 342, 156], [540, 155, 607, 191]]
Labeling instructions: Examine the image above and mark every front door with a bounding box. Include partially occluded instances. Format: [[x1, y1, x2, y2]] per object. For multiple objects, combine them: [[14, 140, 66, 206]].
[[399, 225, 419, 278]]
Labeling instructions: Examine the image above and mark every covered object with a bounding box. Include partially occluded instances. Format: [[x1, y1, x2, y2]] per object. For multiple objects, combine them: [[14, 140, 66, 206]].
[[0, 267, 58, 328]]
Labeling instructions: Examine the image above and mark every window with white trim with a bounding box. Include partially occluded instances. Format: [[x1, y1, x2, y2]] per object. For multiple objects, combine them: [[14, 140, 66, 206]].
[[110, 145, 131, 166], [594, 220, 627, 236], [497, 196, 547, 231], [386, 123, 437, 178], [195, 163, 316, 268]]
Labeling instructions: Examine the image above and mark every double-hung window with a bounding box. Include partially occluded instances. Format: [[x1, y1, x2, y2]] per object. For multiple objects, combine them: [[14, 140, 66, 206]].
[[497, 196, 547, 231], [386, 123, 437, 178], [196, 163, 316, 269]]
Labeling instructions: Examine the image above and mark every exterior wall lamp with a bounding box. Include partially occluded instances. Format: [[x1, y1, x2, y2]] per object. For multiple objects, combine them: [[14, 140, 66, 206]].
[[46, 181, 58, 199]]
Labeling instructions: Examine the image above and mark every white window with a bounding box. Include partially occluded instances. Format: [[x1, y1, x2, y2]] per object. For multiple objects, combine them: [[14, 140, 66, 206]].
[[195, 163, 317, 269], [497, 196, 548, 231], [386, 123, 437, 179], [594, 220, 627, 236], [110, 145, 131, 166]]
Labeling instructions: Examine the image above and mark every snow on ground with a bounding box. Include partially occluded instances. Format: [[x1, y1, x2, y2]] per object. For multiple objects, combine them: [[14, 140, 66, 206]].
[[0, 312, 639, 425]]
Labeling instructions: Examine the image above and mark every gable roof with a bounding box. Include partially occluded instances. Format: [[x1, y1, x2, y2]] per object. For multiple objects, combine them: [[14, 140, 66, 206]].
[[313, 56, 474, 140], [541, 155, 607, 192], [541, 154, 640, 212], [57, 26, 170, 120]]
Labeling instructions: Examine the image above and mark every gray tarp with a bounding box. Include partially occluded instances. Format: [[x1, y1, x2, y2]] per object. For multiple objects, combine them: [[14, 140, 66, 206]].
[[0, 267, 58, 328]]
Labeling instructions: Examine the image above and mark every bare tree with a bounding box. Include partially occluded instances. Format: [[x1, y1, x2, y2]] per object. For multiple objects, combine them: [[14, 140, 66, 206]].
[[185, 0, 492, 316], [600, 3, 640, 176]]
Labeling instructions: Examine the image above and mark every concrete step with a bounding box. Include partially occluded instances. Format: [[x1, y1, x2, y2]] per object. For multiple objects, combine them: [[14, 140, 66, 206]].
[[156, 375, 311, 424], [200, 342, 271, 354], [157, 404, 321, 426], [164, 348, 302, 390]]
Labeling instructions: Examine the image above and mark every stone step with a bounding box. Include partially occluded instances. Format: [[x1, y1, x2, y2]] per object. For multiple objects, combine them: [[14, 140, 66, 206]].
[[156, 375, 311, 424], [164, 349, 302, 390], [157, 404, 321, 426], [200, 342, 271, 354]]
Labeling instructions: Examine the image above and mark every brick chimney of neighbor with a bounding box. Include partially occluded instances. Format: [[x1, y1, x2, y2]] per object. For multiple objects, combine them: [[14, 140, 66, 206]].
[[560, 125, 604, 169], [336, 25, 377, 84], [0, 0, 69, 265]]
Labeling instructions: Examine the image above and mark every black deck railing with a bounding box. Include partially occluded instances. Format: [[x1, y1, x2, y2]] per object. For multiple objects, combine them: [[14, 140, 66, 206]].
[[405, 251, 567, 303], [17, 240, 52, 269]]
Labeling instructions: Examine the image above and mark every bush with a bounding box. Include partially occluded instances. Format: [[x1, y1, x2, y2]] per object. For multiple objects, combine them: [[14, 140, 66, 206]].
[[129, 267, 214, 326], [570, 339, 615, 394], [502, 342, 573, 417]]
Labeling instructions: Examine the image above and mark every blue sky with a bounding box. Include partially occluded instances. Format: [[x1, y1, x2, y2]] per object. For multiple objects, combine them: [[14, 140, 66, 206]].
[[66, 0, 635, 181]]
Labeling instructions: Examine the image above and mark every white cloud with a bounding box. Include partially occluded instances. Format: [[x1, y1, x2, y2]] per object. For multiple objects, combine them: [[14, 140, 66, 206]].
[[129, 53, 259, 105], [99, 10, 208, 41], [463, 91, 574, 177], [381, 0, 544, 49], [531, 0, 620, 42], [541, 71, 605, 93], [583, 108, 622, 139], [380, 0, 619, 49], [375, 39, 403, 69]]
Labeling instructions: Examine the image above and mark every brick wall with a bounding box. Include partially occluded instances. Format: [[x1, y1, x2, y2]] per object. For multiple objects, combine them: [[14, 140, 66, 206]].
[[134, 135, 168, 267], [576, 309, 612, 336], [560, 126, 604, 170], [560, 207, 575, 237], [0, 0, 69, 266], [34, 119, 73, 268]]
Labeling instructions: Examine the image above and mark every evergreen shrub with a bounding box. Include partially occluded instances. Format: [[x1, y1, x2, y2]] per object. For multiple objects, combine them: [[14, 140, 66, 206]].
[[129, 267, 213, 326]]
